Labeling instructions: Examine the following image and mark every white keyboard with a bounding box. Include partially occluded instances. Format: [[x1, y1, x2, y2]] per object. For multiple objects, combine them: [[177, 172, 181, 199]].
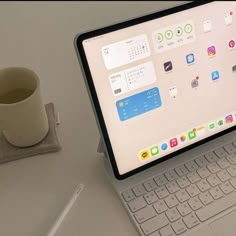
[[121, 141, 236, 236]]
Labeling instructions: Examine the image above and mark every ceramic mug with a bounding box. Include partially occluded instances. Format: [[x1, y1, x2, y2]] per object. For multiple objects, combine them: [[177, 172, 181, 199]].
[[0, 67, 49, 147]]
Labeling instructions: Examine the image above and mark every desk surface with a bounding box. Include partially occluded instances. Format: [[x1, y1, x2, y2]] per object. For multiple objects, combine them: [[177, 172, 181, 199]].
[[0, 2, 187, 235]]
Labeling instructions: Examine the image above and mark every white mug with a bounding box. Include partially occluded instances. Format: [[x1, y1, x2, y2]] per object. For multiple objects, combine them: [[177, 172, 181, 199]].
[[0, 67, 49, 147]]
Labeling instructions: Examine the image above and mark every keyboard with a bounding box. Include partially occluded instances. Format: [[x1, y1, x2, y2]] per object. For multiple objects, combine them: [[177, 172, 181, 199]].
[[121, 141, 236, 236]]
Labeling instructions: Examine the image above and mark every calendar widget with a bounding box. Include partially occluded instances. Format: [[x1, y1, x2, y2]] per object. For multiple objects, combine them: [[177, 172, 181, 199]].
[[153, 20, 196, 53], [102, 34, 150, 70], [109, 62, 156, 96], [116, 87, 162, 121]]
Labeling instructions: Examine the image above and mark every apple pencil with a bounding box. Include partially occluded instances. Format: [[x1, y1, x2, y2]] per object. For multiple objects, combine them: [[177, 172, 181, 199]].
[[47, 183, 84, 236]]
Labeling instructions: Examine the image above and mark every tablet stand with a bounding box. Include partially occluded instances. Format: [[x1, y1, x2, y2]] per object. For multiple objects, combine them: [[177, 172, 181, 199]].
[[97, 137, 108, 159]]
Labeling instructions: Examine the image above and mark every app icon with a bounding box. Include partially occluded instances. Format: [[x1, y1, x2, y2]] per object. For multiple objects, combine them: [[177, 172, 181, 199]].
[[170, 138, 178, 148], [228, 39, 236, 49], [208, 122, 216, 130], [175, 27, 183, 37], [140, 150, 150, 161], [211, 70, 220, 81], [165, 30, 173, 40], [203, 20, 212, 33], [225, 114, 233, 124], [232, 65, 236, 73], [196, 126, 206, 136], [186, 53, 195, 64], [191, 76, 199, 88], [207, 46, 216, 57], [218, 119, 224, 126], [180, 135, 187, 143], [161, 143, 168, 151], [150, 146, 159, 156], [188, 131, 196, 140], [164, 61, 173, 72], [224, 13, 233, 25], [169, 86, 178, 98]]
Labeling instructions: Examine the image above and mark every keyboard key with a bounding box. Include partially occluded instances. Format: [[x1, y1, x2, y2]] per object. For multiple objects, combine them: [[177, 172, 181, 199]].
[[134, 206, 157, 224], [166, 181, 180, 194], [205, 152, 218, 162], [196, 179, 211, 192], [227, 152, 236, 164], [144, 179, 157, 192], [177, 202, 192, 216], [175, 189, 190, 203], [227, 165, 236, 177], [175, 165, 189, 177], [196, 191, 236, 222], [122, 189, 135, 202], [185, 160, 199, 172], [172, 219, 187, 235], [176, 176, 190, 189], [207, 162, 220, 174], [165, 169, 178, 181], [207, 174, 221, 187], [188, 196, 203, 210], [155, 186, 169, 199], [154, 175, 168, 186], [197, 167, 211, 178], [217, 169, 231, 182], [164, 195, 179, 208], [141, 213, 169, 235], [149, 231, 161, 236], [217, 157, 230, 169], [186, 184, 200, 197], [199, 191, 214, 205], [219, 181, 234, 195], [195, 156, 209, 167], [187, 171, 201, 183], [183, 213, 200, 229], [230, 178, 236, 188], [128, 196, 147, 212], [224, 143, 236, 154], [209, 186, 224, 200], [227, 153, 236, 164], [159, 225, 175, 236], [153, 200, 168, 214], [214, 147, 228, 158], [133, 184, 147, 197], [144, 191, 159, 204], [166, 207, 181, 222]]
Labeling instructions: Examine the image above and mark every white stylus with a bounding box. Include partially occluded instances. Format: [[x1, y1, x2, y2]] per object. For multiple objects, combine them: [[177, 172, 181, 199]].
[[47, 183, 84, 236]]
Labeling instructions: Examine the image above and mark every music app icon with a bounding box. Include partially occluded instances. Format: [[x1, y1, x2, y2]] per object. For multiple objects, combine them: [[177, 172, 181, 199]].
[[207, 46, 216, 57], [170, 138, 178, 148]]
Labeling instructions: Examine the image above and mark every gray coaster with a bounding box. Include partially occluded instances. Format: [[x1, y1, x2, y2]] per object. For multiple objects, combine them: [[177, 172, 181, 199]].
[[0, 103, 61, 164]]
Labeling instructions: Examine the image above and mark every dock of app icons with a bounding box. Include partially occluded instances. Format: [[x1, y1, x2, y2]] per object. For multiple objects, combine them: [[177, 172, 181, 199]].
[[139, 112, 236, 161]]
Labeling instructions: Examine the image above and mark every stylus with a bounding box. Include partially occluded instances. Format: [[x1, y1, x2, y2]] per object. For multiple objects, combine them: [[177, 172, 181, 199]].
[[47, 183, 84, 236]]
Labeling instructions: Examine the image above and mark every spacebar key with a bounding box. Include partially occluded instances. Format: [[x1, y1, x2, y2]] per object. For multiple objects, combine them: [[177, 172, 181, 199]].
[[196, 191, 236, 222], [141, 213, 168, 235]]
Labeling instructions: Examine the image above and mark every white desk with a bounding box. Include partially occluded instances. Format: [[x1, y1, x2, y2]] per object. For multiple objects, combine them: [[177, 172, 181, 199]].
[[0, 2, 188, 235]]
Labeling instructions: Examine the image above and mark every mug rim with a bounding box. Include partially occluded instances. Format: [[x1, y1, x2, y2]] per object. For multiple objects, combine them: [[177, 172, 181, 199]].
[[0, 67, 40, 106]]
